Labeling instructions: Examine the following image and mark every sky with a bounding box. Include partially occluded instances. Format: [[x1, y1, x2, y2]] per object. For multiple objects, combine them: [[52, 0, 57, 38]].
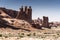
[[0, 0, 60, 22]]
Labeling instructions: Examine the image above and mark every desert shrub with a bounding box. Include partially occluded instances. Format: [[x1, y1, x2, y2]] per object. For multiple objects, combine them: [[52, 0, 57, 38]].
[[21, 33, 24, 35], [33, 33, 36, 36], [27, 33, 31, 36], [57, 34, 59, 35], [4, 36, 8, 38], [17, 37, 20, 39], [19, 35, 24, 38], [44, 33, 47, 34], [0, 34, 2, 37], [53, 35, 56, 37], [41, 36, 45, 38], [19, 33, 25, 38]]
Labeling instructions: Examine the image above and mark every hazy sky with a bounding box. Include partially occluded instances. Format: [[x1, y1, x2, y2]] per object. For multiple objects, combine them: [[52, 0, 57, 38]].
[[0, 0, 60, 22]]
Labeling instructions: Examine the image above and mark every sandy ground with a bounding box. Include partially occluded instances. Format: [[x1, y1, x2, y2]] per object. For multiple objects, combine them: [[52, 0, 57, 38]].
[[0, 37, 60, 40], [0, 27, 60, 40]]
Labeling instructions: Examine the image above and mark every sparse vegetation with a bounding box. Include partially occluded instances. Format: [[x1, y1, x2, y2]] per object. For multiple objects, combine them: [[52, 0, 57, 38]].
[[33, 33, 36, 36], [27, 33, 31, 36], [19, 35, 24, 38], [0, 34, 2, 37], [21, 33, 24, 35], [4, 35, 8, 38], [57, 34, 59, 35]]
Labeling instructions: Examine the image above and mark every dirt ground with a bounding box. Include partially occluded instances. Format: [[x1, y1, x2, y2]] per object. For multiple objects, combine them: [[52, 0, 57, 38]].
[[0, 27, 60, 40]]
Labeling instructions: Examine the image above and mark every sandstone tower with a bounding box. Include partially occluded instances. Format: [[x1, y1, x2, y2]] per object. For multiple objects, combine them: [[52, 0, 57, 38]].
[[16, 6, 32, 23], [42, 16, 49, 28]]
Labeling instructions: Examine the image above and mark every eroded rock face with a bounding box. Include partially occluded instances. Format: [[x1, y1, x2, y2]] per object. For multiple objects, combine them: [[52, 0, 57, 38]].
[[13, 19, 32, 29], [42, 16, 49, 28], [16, 6, 32, 23], [0, 6, 32, 23], [0, 6, 33, 30], [2, 18, 34, 30]]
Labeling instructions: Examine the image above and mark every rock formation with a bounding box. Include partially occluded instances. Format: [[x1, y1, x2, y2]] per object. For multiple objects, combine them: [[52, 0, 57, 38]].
[[16, 6, 32, 23], [0, 6, 32, 23], [42, 16, 49, 28]]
